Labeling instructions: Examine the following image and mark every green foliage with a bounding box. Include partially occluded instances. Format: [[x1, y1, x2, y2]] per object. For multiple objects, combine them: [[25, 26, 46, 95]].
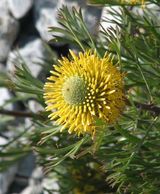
[[13, 60, 44, 100], [0, 1, 160, 194], [49, 6, 98, 53], [87, 0, 141, 5]]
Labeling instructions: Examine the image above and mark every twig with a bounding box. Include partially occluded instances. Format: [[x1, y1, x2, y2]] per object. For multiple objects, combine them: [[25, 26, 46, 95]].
[[0, 100, 160, 119], [134, 101, 160, 116], [0, 109, 45, 120], [126, 99, 160, 116]]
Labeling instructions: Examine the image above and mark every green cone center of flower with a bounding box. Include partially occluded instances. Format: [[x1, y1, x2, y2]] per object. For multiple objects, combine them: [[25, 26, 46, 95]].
[[62, 76, 87, 105]]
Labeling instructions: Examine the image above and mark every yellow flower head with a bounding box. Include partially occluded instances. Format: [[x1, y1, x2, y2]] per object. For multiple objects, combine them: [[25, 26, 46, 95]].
[[44, 50, 125, 136], [121, 0, 145, 4]]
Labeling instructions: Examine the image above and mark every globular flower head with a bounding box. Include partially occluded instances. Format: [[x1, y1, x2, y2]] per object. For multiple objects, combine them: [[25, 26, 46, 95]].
[[44, 50, 125, 136]]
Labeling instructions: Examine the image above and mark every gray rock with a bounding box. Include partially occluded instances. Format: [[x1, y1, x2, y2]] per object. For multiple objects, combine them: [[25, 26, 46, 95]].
[[0, 165, 18, 194], [61, 0, 86, 8], [0, 63, 6, 72], [7, 0, 33, 19], [17, 154, 36, 180], [0, 41, 12, 63], [0, 87, 17, 194], [0, 38, 43, 194], [0, 137, 7, 147], [19, 166, 59, 194], [0, 12, 19, 62], [43, 177, 59, 194], [132, 4, 160, 23], [7, 37, 49, 78], [28, 100, 44, 113], [34, 0, 62, 42], [83, 5, 102, 35], [0, 0, 8, 14], [0, 137, 17, 194], [100, 6, 121, 32], [20, 167, 43, 194], [0, 88, 13, 110]]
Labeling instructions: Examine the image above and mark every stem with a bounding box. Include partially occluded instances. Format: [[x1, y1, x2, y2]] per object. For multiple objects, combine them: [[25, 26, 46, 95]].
[[123, 116, 158, 170], [136, 60, 153, 102], [134, 101, 160, 116], [1, 100, 160, 120], [126, 99, 160, 116], [0, 109, 45, 119]]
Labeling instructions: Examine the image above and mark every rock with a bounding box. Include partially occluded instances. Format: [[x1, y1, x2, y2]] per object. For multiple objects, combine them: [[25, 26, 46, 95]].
[[132, 4, 160, 22], [7, 0, 33, 19], [17, 154, 36, 180], [43, 177, 59, 194], [5, 154, 37, 193], [0, 0, 8, 14], [28, 100, 44, 113], [0, 63, 6, 72], [0, 12, 19, 62], [34, 0, 62, 42], [20, 186, 42, 194], [34, 0, 102, 42], [0, 165, 18, 194], [0, 87, 17, 194], [61, 0, 86, 8], [100, 6, 121, 32], [7, 37, 49, 78], [0, 137, 7, 147], [0, 88, 13, 110], [20, 167, 60, 194], [0, 41, 12, 63], [0, 137, 17, 194], [20, 167, 43, 194], [83, 5, 102, 35]]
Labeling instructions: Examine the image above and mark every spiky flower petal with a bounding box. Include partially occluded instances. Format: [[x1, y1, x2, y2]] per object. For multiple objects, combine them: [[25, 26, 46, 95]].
[[44, 50, 125, 136]]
